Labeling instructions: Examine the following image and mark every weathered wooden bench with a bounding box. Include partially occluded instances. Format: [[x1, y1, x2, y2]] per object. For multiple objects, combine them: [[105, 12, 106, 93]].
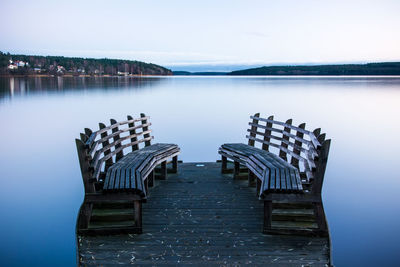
[[219, 113, 330, 235], [76, 113, 180, 234]]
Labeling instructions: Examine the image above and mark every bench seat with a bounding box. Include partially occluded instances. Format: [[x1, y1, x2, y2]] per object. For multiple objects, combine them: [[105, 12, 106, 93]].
[[218, 114, 331, 235], [76, 114, 180, 234], [104, 143, 180, 196], [219, 143, 302, 195]]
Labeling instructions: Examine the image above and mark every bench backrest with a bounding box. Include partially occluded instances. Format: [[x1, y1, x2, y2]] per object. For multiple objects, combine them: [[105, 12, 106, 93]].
[[75, 113, 154, 193], [246, 113, 330, 194]]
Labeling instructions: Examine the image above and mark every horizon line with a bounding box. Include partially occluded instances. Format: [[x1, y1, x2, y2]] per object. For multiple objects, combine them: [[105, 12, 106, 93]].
[[2, 50, 400, 71]]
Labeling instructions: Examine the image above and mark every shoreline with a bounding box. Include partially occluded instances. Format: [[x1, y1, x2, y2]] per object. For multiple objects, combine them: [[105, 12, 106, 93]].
[[1, 74, 400, 78], [0, 74, 172, 78]]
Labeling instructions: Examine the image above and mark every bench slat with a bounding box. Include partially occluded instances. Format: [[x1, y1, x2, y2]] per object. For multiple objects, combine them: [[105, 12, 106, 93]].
[[91, 130, 152, 166], [246, 135, 317, 175], [134, 154, 154, 194], [105, 162, 118, 190], [259, 154, 283, 191], [246, 135, 315, 164], [276, 166, 282, 190], [121, 152, 144, 190], [267, 167, 274, 192], [247, 127, 319, 159], [88, 123, 152, 154], [279, 119, 292, 161], [140, 113, 152, 147], [103, 143, 180, 194], [262, 115, 273, 151], [135, 145, 174, 191], [127, 115, 139, 151], [246, 155, 264, 177], [246, 155, 272, 194], [105, 147, 145, 190], [258, 146, 300, 191], [122, 148, 153, 191], [250, 116, 321, 149], [93, 136, 154, 180], [221, 143, 303, 194], [288, 168, 296, 191], [87, 116, 151, 143], [141, 148, 180, 183], [131, 144, 180, 194], [132, 153, 149, 192], [255, 151, 302, 192], [249, 122, 314, 149]]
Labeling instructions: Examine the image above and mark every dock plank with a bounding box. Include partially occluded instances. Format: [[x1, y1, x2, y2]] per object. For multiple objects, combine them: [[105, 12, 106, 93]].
[[77, 162, 331, 266]]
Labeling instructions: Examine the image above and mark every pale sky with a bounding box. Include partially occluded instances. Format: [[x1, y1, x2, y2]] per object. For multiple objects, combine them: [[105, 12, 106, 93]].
[[1, 0, 400, 68]]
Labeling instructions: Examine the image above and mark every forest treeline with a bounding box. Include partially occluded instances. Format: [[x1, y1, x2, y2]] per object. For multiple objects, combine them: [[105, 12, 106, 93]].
[[0, 51, 172, 76], [228, 62, 400, 75]]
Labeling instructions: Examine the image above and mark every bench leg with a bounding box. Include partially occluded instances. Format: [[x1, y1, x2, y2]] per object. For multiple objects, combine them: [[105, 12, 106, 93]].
[[256, 178, 261, 197], [144, 176, 149, 195], [233, 161, 240, 179], [314, 202, 328, 233], [148, 170, 154, 187], [221, 156, 228, 174], [134, 200, 142, 233], [160, 161, 167, 180], [263, 200, 272, 233], [172, 156, 178, 173], [248, 170, 256, 187]]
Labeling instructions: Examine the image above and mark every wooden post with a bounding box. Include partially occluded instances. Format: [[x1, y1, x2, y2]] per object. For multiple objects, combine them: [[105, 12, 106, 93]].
[[127, 115, 139, 151], [140, 113, 151, 147], [312, 137, 330, 234], [221, 155, 228, 174], [99, 123, 114, 171], [160, 161, 167, 180], [75, 139, 96, 193], [78, 202, 93, 230], [233, 161, 240, 179], [80, 133, 89, 143], [84, 128, 92, 138], [248, 113, 260, 147], [318, 133, 326, 144], [110, 119, 124, 162], [133, 200, 142, 233], [262, 115, 274, 151], [291, 123, 305, 169], [312, 138, 329, 195], [314, 202, 328, 232], [263, 200, 272, 232], [279, 119, 292, 161], [172, 155, 178, 173], [75, 139, 95, 230], [313, 128, 321, 138], [312, 128, 321, 162]]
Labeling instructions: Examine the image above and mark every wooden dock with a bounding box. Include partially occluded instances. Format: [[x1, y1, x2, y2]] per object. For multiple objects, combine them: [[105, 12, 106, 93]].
[[77, 162, 331, 266]]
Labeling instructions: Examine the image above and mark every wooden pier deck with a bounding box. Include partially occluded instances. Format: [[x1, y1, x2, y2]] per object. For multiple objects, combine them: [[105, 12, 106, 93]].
[[77, 162, 331, 266]]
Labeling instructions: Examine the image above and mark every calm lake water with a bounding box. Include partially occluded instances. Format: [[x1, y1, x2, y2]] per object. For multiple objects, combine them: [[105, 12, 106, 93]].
[[1, 76, 400, 266]]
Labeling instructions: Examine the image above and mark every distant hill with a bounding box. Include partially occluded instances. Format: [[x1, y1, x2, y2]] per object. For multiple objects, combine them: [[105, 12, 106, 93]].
[[229, 62, 400, 75], [0, 51, 172, 76], [167, 64, 264, 73], [173, 71, 227, 76]]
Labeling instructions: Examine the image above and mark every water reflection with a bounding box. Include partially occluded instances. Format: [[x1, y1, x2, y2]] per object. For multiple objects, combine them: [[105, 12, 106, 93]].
[[0, 76, 166, 100], [1, 76, 400, 266]]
